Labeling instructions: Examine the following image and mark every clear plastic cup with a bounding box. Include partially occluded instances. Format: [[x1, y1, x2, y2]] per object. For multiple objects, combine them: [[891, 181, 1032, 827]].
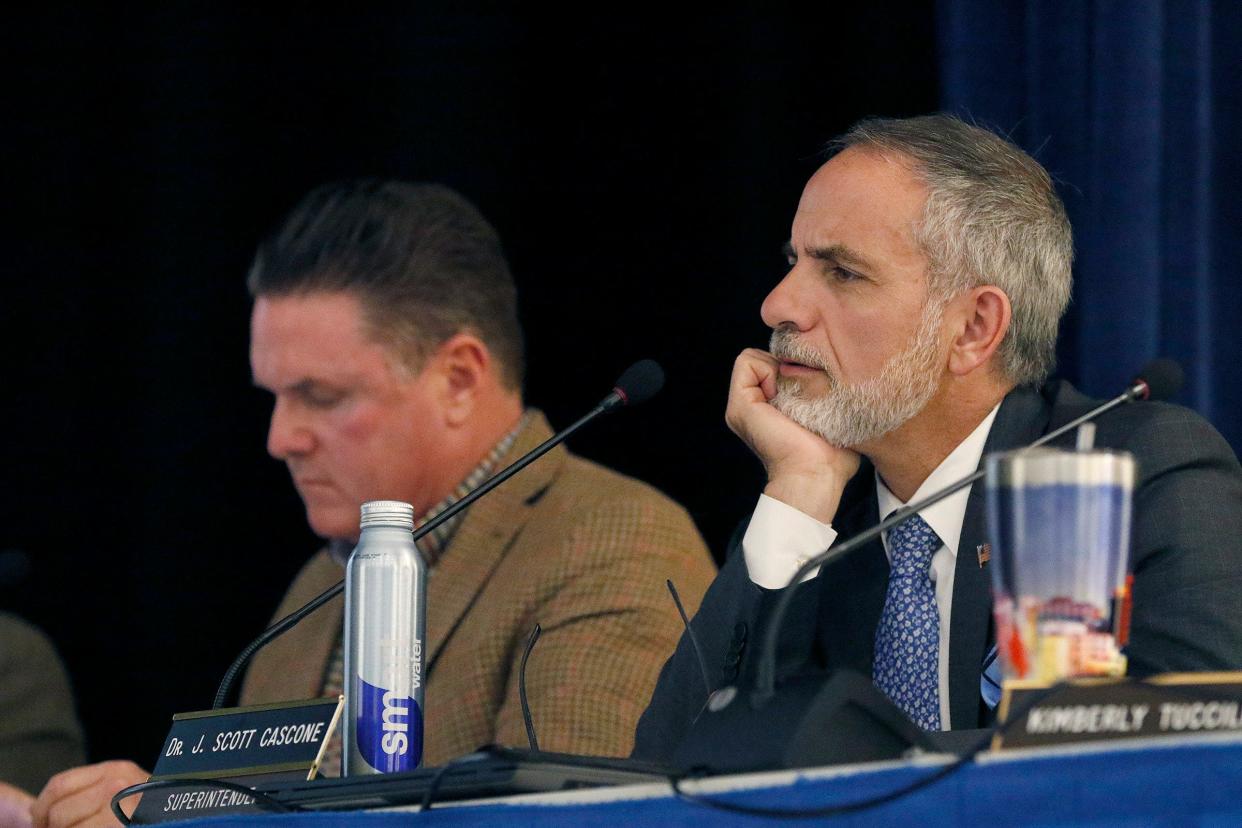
[[985, 448, 1136, 682]]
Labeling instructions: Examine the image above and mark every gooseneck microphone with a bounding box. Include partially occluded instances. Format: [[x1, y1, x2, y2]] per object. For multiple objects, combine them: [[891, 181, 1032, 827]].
[[213, 360, 666, 710], [751, 359, 1183, 705]]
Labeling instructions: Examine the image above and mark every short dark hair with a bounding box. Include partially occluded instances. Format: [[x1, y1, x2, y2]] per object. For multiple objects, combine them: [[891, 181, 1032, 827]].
[[247, 179, 525, 390]]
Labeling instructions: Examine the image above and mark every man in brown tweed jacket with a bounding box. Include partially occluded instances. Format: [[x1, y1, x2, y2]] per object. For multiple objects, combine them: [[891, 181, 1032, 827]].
[[30, 181, 714, 827]]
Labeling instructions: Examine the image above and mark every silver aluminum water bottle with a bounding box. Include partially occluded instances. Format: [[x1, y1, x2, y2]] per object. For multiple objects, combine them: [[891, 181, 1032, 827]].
[[342, 500, 427, 775]]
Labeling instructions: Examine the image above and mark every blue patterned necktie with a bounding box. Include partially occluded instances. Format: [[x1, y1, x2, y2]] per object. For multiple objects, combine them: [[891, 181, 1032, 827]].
[[872, 514, 941, 730]]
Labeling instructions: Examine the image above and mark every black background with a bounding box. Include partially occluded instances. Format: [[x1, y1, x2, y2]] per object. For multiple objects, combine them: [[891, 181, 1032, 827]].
[[0, 6, 937, 763]]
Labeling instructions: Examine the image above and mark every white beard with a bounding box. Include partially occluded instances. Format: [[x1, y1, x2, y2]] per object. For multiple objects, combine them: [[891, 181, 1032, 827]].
[[769, 303, 944, 448]]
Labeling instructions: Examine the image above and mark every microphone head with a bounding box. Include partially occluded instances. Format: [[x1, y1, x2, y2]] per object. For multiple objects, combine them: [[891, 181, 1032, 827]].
[[610, 359, 665, 408], [1133, 358, 1184, 401]]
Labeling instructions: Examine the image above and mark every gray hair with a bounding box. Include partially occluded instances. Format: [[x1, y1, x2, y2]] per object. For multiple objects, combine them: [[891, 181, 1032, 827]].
[[832, 115, 1073, 387]]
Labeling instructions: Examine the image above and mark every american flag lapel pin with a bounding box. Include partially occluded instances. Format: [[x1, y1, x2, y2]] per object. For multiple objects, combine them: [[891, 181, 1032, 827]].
[[977, 543, 991, 568]]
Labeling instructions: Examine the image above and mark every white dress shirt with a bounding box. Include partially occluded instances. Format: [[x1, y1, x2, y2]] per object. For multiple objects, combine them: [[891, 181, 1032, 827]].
[[742, 403, 1001, 728]]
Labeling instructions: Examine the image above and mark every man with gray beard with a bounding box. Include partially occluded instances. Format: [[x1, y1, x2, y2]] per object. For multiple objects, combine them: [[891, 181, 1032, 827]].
[[633, 114, 1242, 762]]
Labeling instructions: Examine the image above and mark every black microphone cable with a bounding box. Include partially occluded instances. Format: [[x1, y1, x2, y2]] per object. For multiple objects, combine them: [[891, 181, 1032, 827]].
[[419, 622, 547, 812], [667, 579, 712, 697], [519, 623, 542, 753], [109, 778, 299, 826]]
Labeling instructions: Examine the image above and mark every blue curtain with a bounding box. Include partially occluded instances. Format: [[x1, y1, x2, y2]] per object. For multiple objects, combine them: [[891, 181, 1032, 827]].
[[938, 0, 1242, 451]]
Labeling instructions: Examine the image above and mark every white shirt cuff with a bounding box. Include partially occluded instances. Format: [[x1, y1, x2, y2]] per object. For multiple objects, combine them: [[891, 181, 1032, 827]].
[[742, 493, 838, 589]]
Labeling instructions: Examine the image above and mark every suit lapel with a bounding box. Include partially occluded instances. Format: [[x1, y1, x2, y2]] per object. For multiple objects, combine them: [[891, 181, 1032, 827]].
[[947, 476, 990, 727], [814, 463, 889, 674], [425, 411, 562, 675], [240, 550, 344, 706], [947, 386, 1051, 728]]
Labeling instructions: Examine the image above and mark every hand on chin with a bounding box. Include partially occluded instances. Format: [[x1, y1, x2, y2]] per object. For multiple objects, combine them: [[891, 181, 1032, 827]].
[[727, 348, 860, 523]]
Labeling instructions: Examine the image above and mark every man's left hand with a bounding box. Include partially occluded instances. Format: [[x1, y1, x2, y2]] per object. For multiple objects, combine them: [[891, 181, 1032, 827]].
[[31, 761, 148, 828]]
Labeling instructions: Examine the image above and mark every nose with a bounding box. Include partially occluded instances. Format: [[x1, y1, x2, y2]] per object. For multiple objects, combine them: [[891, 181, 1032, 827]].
[[760, 267, 815, 332], [266, 397, 315, 460]]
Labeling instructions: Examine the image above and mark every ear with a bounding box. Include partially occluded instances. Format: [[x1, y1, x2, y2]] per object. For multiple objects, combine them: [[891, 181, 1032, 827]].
[[947, 286, 1011, 377], [428, 333, 493, 427]]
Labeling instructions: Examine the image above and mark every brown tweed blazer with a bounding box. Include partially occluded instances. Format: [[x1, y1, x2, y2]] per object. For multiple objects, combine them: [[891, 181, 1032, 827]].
[[239, 410, 715, 766]]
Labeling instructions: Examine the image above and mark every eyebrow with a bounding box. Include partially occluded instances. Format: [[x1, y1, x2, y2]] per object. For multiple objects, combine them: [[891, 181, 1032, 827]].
[[251, 377, 327, 395], [783, 241, 878, 275]]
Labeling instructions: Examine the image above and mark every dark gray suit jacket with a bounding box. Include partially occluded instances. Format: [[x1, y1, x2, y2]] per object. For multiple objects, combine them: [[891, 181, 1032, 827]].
[[0, 613, 86, 794], [633, 381, 1242, 763]]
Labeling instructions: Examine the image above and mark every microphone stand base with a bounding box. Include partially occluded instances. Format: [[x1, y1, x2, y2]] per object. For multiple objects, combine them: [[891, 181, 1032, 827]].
[[672, 670, 939, 775]]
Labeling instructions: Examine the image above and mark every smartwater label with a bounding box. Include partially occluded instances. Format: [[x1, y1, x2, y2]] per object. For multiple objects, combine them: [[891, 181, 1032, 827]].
[[354, 676, 423, 772]]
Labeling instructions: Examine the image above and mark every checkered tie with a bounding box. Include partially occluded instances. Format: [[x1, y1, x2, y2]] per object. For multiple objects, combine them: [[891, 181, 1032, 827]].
[[872, 514, 941, 730]]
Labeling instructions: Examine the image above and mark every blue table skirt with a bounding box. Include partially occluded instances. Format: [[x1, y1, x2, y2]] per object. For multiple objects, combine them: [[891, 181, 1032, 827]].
[[177, 734, 1242, 827]]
